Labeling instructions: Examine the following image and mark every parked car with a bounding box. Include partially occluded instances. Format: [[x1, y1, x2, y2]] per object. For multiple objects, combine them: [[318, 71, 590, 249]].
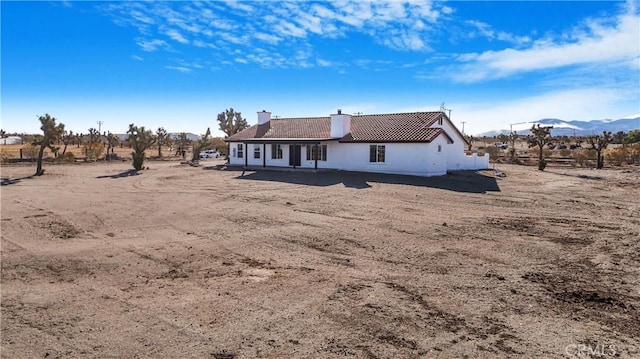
[[493, 142, 508, 149], [199, 150, 221, 158]]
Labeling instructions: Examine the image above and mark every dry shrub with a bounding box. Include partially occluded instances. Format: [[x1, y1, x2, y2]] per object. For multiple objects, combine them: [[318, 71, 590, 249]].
[[85, 143, 104, 161], [607, 144, 640, 166]]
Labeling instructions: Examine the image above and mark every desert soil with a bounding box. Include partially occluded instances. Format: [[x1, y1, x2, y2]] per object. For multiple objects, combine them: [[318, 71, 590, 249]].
[[1, 160, 639, 358]]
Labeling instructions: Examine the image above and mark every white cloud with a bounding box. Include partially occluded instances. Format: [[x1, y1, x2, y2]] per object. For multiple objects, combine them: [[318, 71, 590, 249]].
[[131, 55, 144, 61], [447, 5, 640, 83], [136, 38, 169, 52], [164, 28, 189, 44], [165, 66, 192, 73]]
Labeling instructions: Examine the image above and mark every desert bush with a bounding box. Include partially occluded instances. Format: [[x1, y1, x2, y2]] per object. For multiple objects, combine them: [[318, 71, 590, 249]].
[[85, 143, 104, 161], [485, 146, 499, 160], [607, 144, 640, 166], [21, 144, 40, 160], [60, 151, 75, 163], [537, 158, 547, 171], [559, 149, 571, 157]]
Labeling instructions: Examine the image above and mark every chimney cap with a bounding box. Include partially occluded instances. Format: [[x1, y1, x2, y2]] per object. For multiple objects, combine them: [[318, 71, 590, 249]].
[[337, 109, 342, 114]]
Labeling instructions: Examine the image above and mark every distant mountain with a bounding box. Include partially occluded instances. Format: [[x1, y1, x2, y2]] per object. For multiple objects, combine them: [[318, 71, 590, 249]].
[[478, 116, 640, 137]]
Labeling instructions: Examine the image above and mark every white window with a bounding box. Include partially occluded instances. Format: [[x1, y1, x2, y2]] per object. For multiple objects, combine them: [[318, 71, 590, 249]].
[[306, 145, 327, 161], [438, 117, 443, 125], [237, 144, 243, 158], [369, 145, 385, 163], [271, 144, 283, 159], [254, 145, 260, 159]]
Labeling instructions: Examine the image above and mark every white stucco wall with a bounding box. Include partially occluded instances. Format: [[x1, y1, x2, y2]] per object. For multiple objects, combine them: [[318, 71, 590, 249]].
[[228, 138, 486, 175]]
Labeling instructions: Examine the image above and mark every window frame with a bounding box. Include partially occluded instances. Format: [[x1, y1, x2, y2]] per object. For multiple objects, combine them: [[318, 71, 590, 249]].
[[369, 145, 385, 163], [306, 144, 327, 161], [237, 143, 244, 158], [271, 144, 283, 159], [253, 145, 261, 159]]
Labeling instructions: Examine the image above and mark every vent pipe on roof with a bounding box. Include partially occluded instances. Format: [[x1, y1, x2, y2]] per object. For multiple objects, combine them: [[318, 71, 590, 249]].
[[337, 109, 342, 114]]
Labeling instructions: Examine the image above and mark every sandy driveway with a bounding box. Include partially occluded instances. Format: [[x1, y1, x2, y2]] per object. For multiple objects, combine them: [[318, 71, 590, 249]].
[[1, 160, 638, 358]]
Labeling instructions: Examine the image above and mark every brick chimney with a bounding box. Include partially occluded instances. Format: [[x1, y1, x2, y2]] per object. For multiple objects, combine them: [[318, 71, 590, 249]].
[[330, 109, 352, 138], [257, 110, 271, 125]]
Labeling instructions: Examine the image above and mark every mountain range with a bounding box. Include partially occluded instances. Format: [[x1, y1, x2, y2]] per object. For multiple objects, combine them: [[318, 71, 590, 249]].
[[478, 115, 640, 137]]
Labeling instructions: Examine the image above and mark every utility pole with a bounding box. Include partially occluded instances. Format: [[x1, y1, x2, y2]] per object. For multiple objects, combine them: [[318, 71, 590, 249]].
[[97, 121, 103, 134]]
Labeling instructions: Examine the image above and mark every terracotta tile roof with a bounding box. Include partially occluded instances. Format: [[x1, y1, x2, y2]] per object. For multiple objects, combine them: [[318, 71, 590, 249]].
[[226, 111, 455, 143]]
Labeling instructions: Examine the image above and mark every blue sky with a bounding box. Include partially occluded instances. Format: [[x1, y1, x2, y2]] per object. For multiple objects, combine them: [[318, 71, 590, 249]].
[[1, 1, 639, 137]]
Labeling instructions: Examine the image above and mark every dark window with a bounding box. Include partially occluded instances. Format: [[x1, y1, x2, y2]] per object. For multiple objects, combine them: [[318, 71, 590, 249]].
[[237, 144, 243, 158], [271, 144, 283, 159], [254, 145, 260, 159], [306, 145, 327, 161], [369, 145, 385, 162]]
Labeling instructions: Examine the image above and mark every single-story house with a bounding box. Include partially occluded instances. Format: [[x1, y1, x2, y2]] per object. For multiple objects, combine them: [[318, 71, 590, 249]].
[[225, 110, 488, 177]]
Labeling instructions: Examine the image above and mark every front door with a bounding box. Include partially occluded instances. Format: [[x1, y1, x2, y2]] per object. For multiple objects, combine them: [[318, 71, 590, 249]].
[[289, 145, 301, 167]]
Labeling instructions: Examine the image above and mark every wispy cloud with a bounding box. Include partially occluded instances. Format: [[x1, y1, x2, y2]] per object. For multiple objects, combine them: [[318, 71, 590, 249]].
[[136, 38, 170, 52], [99, 1, 451, 70], [165, 65, 192, 74], [164, 28, 189, 44], [131, 55, 144, 61], [443, 2, 640, 83]]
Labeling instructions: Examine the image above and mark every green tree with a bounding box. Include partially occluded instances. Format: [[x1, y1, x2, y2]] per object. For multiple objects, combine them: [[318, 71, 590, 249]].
[[34, 114, 65, 176], [586, 131, 612, 169], [624, 130, 640, 144], [127, 124, 156, 170], [527, 124, 553, 171], [217, 108, 248, 138], [156, 127, 171, 157], [191, 128, 214, 162]]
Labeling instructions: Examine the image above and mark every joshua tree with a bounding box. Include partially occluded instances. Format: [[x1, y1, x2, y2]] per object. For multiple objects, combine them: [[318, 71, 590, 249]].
[[465, 135, 474, 152], [527, 124, 553, 171], [85, 128, 104, 161], [126, 124, 156, 170], [508, 131, 519, 161], [60, 130, 74, 155], [217, 108, 248, 137], [105, 132, 120, 160], [175, 132, 190, 159], [586, 131, 612, 169], [34, 114, 65, 176], [156, 127, 171, 157], [191, 128, 214, 162]]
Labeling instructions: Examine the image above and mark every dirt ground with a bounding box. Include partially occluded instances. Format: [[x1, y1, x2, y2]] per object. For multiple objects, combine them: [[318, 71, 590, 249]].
[[1, 160, 638, 358]]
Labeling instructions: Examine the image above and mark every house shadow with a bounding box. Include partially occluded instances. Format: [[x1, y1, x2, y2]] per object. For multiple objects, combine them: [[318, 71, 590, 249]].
[[96, 169, 139, 179], [233, 169, 500, 193]]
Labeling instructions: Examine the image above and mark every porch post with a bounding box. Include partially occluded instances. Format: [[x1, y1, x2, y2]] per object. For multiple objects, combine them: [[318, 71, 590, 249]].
[[263, 143, 266, 168], [244, 142, 248, 167], [314, 144, 318, 170], [293, 143, 296, 169]]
